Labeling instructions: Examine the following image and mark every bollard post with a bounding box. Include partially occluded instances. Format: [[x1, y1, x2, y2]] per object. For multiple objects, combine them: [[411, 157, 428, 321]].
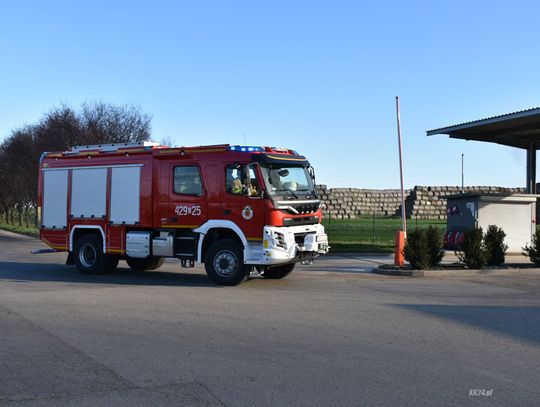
[[394, 230, 406, 266]]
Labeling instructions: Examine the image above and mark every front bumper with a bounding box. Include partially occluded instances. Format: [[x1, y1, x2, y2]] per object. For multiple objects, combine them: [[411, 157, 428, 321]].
[[246, 223, 329, 265]]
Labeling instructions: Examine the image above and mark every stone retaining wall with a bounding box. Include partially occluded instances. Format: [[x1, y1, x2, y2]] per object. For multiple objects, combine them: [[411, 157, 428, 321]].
[[316, 185, 526, 220]]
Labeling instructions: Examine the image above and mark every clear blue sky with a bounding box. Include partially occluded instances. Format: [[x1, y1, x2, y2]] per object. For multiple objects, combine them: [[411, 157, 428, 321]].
[[1, 0, 539, 189]]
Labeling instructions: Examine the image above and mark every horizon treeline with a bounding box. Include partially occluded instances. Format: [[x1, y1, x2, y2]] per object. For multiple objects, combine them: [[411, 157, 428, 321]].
[[0, 102, 152, 227]]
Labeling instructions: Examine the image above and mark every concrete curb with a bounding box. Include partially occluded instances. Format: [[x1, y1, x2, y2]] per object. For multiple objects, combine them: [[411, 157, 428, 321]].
[[372, 268, 424, 277], [326, 253, 393, 258], [373, 266, 540, 277]]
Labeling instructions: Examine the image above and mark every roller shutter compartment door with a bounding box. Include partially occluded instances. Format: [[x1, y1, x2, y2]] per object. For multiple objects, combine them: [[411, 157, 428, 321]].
[[71, 168, 107, 218], [42, 169, 68, 228], [110, 166, 141, 224]]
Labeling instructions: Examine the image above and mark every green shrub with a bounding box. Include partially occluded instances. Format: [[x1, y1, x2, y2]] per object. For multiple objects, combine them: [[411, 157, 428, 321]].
[[522, 226, 540, 265], [403, 228, 430, 270], [484, 225, 508, 266], [457, 227, 487, 269], [426, 225, 445, 267]]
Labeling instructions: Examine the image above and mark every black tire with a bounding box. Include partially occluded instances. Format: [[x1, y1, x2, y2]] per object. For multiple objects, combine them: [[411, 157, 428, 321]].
[[204, 239, 249, 286], [125, 256, 165, 271], [262, 263, 295, 279], [74, 234, 119, 275]]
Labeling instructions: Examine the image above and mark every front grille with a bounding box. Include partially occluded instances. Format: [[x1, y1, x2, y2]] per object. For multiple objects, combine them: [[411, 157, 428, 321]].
[[294, 202, 320, 214], [283, 216, 319, 226], [277, 200, 320, 215]]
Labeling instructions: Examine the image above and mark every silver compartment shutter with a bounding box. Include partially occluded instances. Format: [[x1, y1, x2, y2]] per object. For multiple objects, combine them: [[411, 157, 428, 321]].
[[71, 168, 107, 218], [42, 169, 68, 228], [110, 166, 141, 224]]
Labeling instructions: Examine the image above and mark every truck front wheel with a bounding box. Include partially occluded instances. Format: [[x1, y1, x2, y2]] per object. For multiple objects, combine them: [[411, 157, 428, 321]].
[[204, 239, 249, 286], [126, 256, 165, 271], [74, 234, 119, 275], [262, 263, 295, 279]]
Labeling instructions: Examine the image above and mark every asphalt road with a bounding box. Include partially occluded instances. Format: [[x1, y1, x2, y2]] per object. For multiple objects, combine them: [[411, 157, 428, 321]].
[[1, 230, 539, 406]]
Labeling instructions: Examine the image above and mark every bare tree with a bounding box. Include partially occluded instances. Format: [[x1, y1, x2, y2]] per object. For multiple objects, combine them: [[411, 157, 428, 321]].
[[1, 127, 38, 226], [160, 136, 176, 147], [80, 102, 152, 144], [34, 105, 83, 153], [0, 155, 16, 224], [0, 102, 153, 227]]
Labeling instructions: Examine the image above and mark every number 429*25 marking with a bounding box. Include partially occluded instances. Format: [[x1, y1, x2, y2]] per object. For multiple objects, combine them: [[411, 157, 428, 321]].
[[175, 205, 202, 216]]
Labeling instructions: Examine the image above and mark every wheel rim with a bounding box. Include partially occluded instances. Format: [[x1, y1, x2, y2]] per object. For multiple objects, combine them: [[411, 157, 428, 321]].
[[214, 250, 238, 277], [79, 243, 97, 268]]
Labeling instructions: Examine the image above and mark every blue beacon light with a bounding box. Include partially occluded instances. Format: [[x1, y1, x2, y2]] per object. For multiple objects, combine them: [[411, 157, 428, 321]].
[[228, 145, 264, 152]]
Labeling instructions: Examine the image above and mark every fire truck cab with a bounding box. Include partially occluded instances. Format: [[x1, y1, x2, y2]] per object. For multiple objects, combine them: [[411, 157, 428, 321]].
[[38, 142, 329, 285]]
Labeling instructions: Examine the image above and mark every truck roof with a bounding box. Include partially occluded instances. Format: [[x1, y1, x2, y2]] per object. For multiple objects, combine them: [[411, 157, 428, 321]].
[[41, 143, 309, 165]]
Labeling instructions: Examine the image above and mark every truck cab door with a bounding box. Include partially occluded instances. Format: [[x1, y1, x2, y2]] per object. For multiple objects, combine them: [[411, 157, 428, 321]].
[[221, 163, 267, 243], [162, 163, 207, 229]]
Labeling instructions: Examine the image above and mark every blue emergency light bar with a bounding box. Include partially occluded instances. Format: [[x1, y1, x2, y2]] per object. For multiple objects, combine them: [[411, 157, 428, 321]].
[[227, 145, 303, 156], [227, 145, 264, 152]]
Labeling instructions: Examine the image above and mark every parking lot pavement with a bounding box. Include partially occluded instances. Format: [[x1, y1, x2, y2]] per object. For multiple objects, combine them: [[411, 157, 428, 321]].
[[1, 229, 540, 406]]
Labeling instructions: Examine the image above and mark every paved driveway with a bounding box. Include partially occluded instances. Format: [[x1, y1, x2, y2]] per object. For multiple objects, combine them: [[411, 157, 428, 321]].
[[1, 230, 539, 406]]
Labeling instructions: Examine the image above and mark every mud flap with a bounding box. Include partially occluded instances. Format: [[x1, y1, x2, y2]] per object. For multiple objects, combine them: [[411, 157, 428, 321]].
[[66, 252, 74, 265]]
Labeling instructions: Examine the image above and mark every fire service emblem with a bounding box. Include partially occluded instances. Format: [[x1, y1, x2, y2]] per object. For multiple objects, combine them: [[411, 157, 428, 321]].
[[242, 205, 254, 220]]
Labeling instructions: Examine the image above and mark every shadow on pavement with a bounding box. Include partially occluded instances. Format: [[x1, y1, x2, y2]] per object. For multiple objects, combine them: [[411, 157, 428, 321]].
[[297, 265, 373, 273], [0, 261, 219, 288], [395, 304, 540, 345]]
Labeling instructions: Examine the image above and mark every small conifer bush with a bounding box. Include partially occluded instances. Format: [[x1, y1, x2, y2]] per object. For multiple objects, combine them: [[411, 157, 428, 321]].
[[522, 226, 540, 266], [457, 227, 487, 269], [426, 225, 445, 267], [484, 225, 508, 266], [403, 228, 430, 270]]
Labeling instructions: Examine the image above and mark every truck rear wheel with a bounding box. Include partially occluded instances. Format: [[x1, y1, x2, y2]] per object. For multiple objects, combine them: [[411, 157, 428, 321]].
[[262, 263, 295, 279], [74, 234, 119, 275], [204, 239, 249, 286], [126, 256, 165, 271]]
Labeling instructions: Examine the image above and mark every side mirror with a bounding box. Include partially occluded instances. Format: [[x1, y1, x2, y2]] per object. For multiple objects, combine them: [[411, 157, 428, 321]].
[[308, 166, 315, 180]]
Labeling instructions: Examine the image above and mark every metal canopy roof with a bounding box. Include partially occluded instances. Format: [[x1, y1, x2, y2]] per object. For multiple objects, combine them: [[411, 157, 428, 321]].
[[426, 107, 540, 149]]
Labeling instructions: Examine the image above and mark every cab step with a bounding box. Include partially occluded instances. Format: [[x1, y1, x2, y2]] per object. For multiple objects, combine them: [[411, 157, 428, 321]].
[[180, 259, 195, 268]]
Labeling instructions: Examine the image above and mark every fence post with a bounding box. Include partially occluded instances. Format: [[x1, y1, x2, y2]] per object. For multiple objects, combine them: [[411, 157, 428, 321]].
[[372, 212, 375, 244]]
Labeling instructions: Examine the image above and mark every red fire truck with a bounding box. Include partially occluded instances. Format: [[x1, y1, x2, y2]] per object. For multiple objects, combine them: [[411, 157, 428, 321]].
[[37, 142, 329, 285]]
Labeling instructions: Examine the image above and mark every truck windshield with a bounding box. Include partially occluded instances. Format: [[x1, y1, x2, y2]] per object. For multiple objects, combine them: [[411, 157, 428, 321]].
[[259, 164, 316, 199]]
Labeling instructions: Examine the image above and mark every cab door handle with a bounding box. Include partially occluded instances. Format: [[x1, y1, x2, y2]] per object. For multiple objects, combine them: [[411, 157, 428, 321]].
[[223, 210, 231, 215]]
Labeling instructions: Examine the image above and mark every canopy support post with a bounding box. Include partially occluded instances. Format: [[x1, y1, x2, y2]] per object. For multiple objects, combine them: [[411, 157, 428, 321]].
[[527, 142, 536, 194]]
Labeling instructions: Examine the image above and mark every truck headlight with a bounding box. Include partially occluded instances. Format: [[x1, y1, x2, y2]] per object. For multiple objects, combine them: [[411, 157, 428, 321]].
[[273, 231, 286, 249]]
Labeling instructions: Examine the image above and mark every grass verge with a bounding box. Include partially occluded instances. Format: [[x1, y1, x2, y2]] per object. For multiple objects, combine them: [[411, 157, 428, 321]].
[[323, 217, 446, 253], [0, 224, 39, 238]]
